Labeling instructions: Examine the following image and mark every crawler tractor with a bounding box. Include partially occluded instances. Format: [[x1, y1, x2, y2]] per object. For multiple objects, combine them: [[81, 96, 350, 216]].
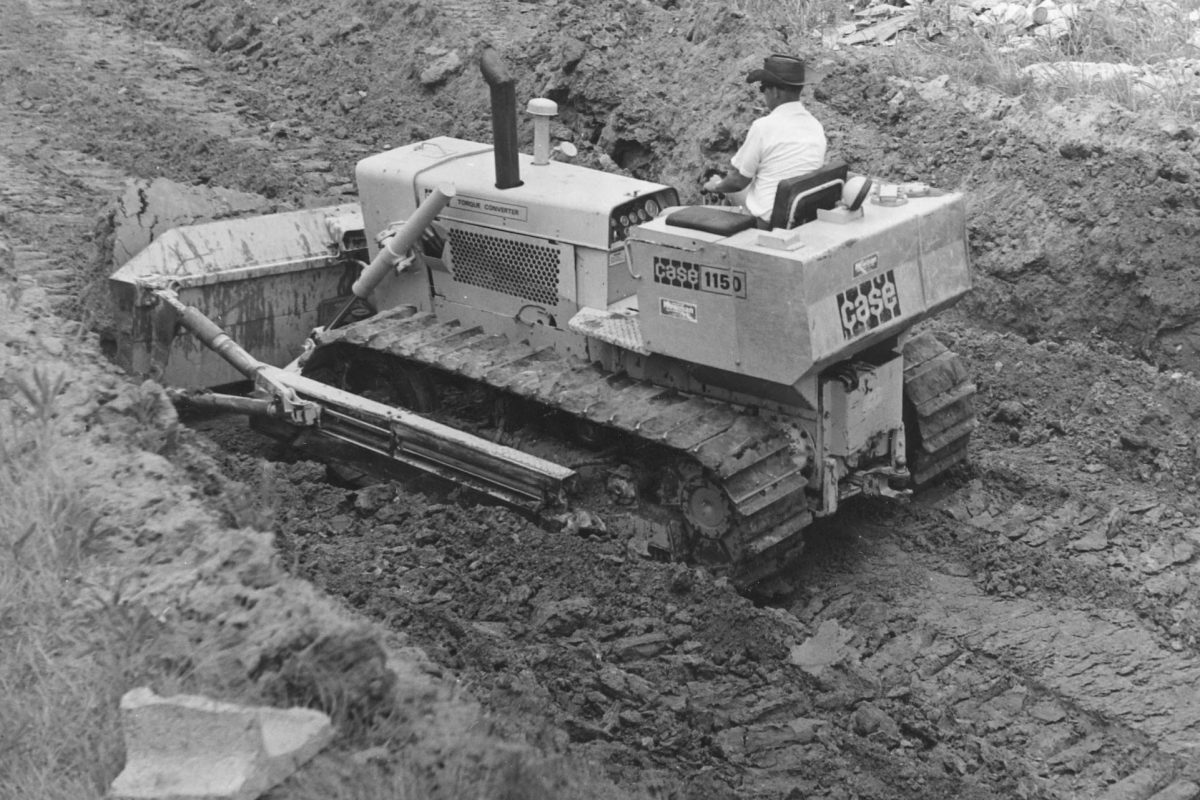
[[110, 51, 975, 588]]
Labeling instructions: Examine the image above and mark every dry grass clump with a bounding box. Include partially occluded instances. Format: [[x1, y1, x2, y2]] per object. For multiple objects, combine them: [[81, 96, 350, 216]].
[[1, 370, 114, 799], [0, 369, 178, 800]]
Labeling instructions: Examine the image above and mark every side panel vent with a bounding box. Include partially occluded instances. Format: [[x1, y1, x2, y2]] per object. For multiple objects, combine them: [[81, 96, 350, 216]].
[[447, 228, 560, 305]]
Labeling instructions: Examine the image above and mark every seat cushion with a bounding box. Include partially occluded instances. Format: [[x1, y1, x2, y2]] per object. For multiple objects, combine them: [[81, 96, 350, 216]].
[[665, 206, 757, 237]]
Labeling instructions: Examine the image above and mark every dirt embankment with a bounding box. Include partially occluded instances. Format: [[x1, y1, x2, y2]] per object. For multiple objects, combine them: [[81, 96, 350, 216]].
[[7, 0, 1200, 798], [93, 0, 1200, 372]]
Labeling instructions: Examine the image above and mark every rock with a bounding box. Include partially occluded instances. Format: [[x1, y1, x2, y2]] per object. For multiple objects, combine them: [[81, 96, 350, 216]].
[[714, 726, 747, 759], [354, 483, 395, 515], [296, 158, 333, 173], [851, 702, 900, 741], [326, 514, 354, 535], [1160, 120, 1197, 141], [557, 509, 607, 537], [596, 664, 658, 703], [611, 631, 670, 660], [790, 619, 856, 676], [1103, 506, 1128, 538], [109, 687, 333, 800], [1148, 780, 1200, 800], [1120, 430, 1152, 450], [374, 503, 410, 524], [1140, 540, 1195, 574], [1072, 526, 1110, 552], [221, 31, 251, 52], [559, 37, 588, 72], [1028, 700, 1067, 723], [414, 529, 441, 546], [1098, 767, 1168, 800], [419, 51, 463, 87], [993, 399, 1026, 425], [1145, 571, 1189, 597], [531, 596, 595, 636]]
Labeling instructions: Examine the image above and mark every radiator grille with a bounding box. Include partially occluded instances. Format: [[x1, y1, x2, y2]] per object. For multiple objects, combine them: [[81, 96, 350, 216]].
[[447, 228, 560, 305]]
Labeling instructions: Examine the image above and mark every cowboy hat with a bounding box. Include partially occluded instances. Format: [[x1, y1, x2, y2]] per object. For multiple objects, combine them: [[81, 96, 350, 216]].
[[745, 54, 808, 87]]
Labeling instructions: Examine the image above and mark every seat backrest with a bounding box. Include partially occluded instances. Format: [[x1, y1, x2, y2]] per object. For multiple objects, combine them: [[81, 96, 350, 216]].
[[769, 161, 849, 230]]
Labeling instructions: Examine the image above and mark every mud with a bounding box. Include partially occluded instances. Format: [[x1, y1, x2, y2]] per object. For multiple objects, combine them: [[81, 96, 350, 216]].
[[6, 0, 1200, 797]]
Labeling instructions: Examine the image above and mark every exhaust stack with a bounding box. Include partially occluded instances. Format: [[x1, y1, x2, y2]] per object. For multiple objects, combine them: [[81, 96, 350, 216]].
[[479, 49, 523, 190]]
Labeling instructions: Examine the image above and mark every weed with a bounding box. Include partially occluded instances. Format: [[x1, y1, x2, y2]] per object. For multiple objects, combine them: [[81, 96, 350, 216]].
[[12, 366, 67, 424], [0, 402, 128, 799]]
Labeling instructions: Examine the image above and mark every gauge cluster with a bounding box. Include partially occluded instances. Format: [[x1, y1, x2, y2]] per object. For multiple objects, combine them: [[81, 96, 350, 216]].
[[609, 188, 679, 245]]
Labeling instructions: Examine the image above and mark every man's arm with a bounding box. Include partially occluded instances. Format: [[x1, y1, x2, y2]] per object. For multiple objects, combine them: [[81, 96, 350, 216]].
[[703, 170, 752, 195]]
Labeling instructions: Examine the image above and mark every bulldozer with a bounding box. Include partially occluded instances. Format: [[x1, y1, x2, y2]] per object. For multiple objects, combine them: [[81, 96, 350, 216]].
[[109, 51, 975, 589]]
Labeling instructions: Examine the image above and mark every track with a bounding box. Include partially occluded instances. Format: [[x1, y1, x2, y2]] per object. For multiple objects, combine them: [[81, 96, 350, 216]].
[[302, 304, 812, 587], [902, 331, 976, 485]]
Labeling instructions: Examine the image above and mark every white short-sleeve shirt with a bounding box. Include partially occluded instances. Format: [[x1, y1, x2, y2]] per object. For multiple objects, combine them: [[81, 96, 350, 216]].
[[730, 101, 828, 221]]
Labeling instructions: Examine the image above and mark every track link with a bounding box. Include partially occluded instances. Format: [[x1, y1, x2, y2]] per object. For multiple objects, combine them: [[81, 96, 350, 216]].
[[902, 331, 976, 485], [310, 306, 811, 586]]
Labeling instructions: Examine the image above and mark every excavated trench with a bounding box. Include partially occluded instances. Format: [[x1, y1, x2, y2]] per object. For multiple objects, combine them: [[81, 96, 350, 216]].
[[6, 0, 1200, 797], [191, 360, 1200, 800]]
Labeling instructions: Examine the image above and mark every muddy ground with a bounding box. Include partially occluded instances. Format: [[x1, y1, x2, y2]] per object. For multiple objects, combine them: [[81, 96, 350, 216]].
[[4, 0, 1200, 798]]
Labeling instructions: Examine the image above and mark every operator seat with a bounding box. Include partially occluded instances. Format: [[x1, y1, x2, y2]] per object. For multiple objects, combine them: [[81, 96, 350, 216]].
[[662, 160, 851, 236], [768, 161, 849, 229]]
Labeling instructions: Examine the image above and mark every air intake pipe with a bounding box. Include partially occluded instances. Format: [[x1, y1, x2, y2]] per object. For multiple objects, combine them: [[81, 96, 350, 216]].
[[479, 48, 523, 190]]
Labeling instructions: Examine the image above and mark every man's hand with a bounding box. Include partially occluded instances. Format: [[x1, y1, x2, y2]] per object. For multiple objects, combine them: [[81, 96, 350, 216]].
[[702, 175, 723, 194]]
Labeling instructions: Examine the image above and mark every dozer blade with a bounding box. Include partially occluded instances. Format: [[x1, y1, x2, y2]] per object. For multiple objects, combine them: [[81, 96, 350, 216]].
[[108, 205, 364, 388]]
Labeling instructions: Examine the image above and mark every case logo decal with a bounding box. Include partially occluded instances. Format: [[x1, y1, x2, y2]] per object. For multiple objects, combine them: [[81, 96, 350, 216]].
[[653, 257, 746, 298], [838, 270, 901, 340]]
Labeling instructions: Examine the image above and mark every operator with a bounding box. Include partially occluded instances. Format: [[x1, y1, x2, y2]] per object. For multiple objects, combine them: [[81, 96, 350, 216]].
[[702, 54, 828, 227]]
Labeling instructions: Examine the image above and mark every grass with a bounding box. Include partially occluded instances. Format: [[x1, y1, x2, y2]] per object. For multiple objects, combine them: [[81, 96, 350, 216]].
[[0, 368, 639, 800], [0, 370, 196, 800], [0, 371, 122, 799]]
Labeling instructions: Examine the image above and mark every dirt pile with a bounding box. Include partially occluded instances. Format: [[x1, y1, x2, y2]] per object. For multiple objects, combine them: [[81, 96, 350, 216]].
[[92, 0, 1200, 372]]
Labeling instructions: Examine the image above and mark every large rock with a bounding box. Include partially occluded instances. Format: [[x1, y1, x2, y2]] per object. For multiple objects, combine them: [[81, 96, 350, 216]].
[[109, 687, 333, 800]]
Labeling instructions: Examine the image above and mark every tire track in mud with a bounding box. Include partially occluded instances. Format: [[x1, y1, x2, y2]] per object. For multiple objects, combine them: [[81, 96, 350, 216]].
[[793, 497, 1200, 799], [0, 0, 281, 305]]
